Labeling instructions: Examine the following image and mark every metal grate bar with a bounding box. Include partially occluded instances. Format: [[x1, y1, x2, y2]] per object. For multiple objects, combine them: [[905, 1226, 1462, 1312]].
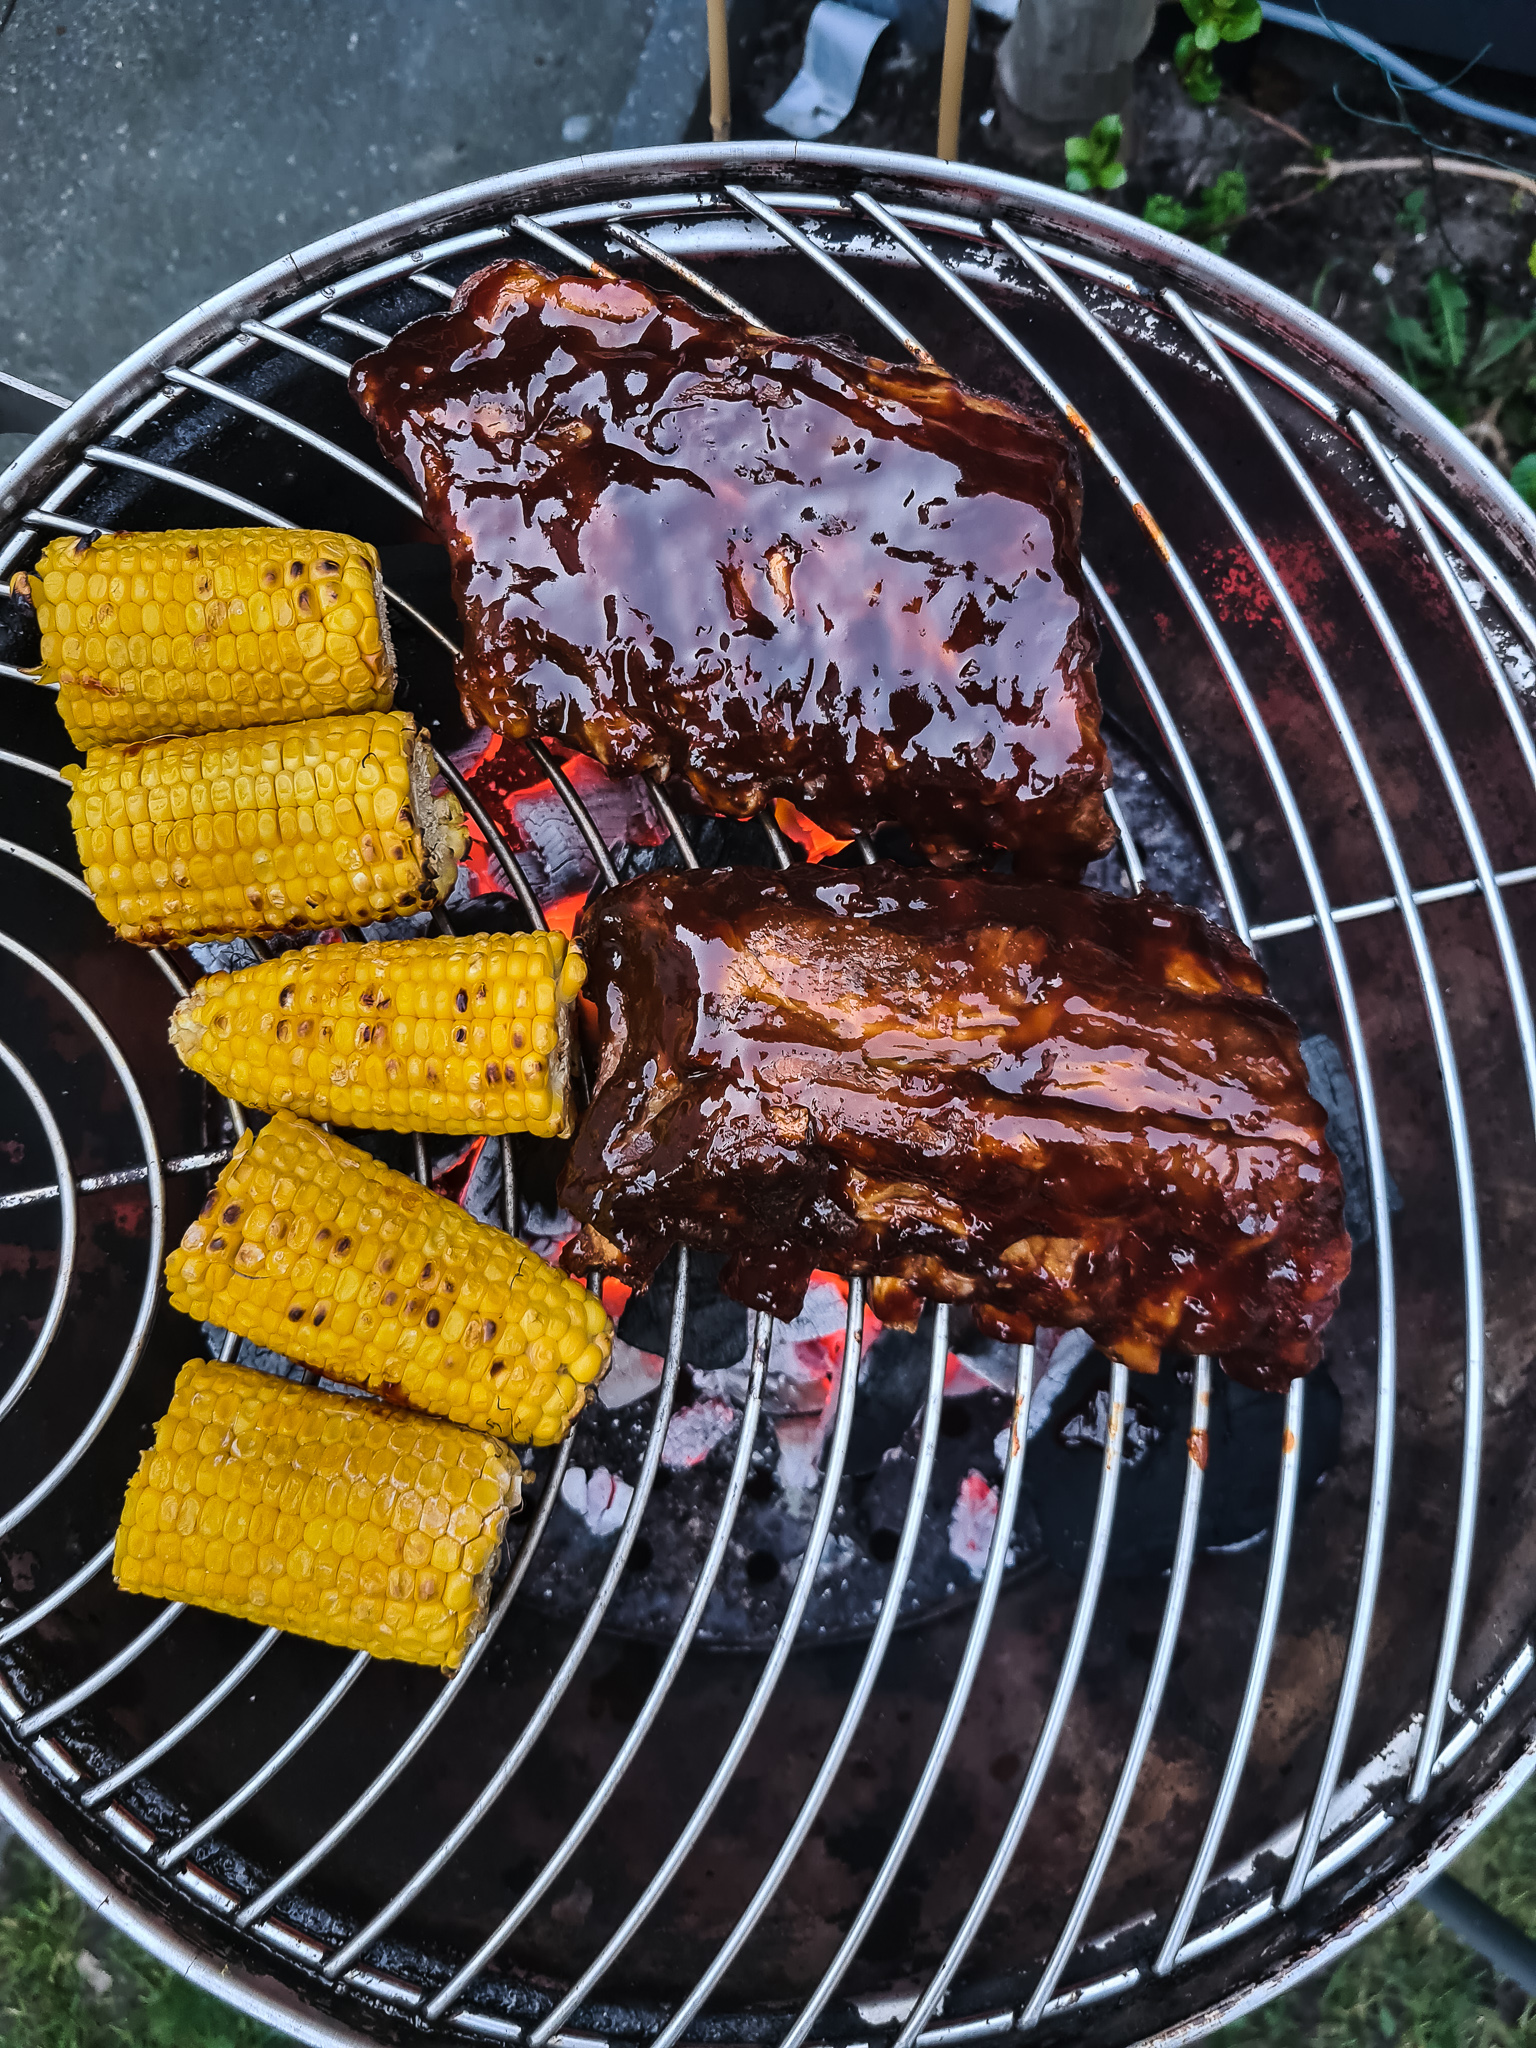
[[17, 1607, 182, 1739], [524, 738, 622, 891], [0, 1037, 77, 1427], [235, 1422, 581, 1931], [434, 751, 548, 930], [239, 320, 354, 379], [530, 1292, 871, 2046], [724, 186, 936, 365], [320, 313, 392, 348], [1433, 1643, 1536, 1781], [408, 272, 458, 300], [0, 1540, 115, 1649], [892, 1364, 1132, 2048], [641, 777, 702, 872], [427, 1300, 782, 2022], [158, 367, 421, 517], [778, 1343, 1035, 2048], [319, 1283, 692, 1979], [156, 1650, 371, 1874], [1156, 1377, 1306, 1971], [605, 223, 767, 327], [1251, 866, 1536, 942], [1021, 1359, 1213, 2026], [0, 1147, 232, 1215], [650, 1306, 955, 2048], [513, 214, 612, 277], [1397, 463, 1536, 668], [0, 930, 164, 1543], [82, 1629, 280, 1810]]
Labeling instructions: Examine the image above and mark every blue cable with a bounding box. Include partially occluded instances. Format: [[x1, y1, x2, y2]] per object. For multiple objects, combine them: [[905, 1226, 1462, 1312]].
[[1259, 2, 1536, 141]]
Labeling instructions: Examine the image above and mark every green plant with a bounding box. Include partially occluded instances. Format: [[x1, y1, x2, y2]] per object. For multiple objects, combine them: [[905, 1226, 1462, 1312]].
[[1396, 188, 1430, 239], [1141, 169, 1249, 253], [1385, 268, 1536, 482], [1174, 0, 1261, 105], [1509, 453, 1536, 508], [1063, 114, 1126, 193]]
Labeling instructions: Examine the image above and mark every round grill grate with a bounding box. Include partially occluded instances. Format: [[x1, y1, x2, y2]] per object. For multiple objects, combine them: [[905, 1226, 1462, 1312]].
[[1, 143, 1536, 2048]]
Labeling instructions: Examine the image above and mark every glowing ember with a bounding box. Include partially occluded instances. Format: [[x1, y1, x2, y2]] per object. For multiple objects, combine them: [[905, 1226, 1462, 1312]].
[[663, 1398, 738, 1469], [772, 798, 853, 863], [949, 1470, 999, 1580]]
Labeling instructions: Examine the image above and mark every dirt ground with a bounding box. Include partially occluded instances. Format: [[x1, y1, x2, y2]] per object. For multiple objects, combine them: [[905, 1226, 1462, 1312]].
[[710, 6, 1536, 481]]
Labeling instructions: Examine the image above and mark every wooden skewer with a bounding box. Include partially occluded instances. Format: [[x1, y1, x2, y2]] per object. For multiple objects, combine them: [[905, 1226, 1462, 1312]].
[[707, 0, 731, 144], [936, 0, 973, 162]]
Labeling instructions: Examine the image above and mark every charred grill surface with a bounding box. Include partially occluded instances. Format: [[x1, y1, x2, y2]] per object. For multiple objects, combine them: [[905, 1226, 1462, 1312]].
[[560, 864, 1351, 1391], [351, 261, 1113, 873]]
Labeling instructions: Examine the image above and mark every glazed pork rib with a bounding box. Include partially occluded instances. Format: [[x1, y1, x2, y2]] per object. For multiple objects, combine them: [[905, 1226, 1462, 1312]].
[[560, 865, 1351, 1393], [351, 261, 1114, 874]]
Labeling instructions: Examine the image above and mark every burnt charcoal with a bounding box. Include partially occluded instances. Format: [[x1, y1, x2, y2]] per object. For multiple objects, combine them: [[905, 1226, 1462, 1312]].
[[1027, 1348, 1342, 1578], [847, 1313, 942, 1475], [615, 1247, 751, 1371]]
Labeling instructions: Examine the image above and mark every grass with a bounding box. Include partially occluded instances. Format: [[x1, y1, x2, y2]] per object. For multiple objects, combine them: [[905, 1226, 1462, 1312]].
[[4, 1786, 1536, 2044]]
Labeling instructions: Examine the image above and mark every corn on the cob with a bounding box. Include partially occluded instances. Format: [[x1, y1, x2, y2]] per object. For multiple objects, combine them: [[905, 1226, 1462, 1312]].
[[17, 528, 395, 749], [168, 931, 585, 1138], [64, 710, 467, 945], [166, 1113, 612, 1442], [114, 1358, 518, 1670]]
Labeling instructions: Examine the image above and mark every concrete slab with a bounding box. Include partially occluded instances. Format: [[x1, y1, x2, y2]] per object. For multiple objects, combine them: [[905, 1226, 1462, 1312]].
[[0, 0, 706, 404]]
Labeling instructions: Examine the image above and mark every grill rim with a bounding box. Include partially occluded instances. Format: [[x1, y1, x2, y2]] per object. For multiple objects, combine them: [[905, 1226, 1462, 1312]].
[[1, 136, 1536, 2048]]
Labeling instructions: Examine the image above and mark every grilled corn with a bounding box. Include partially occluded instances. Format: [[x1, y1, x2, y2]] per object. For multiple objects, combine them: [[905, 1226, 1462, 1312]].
[[65, 710, 467, 945], [17, 527, 395, 748], [166, 1113, 611, 1441], [114, 1357, 518, 1670], [169, 930, 585, 1138]]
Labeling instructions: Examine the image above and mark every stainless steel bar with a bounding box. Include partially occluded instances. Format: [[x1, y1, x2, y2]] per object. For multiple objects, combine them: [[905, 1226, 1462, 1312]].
[[0, 931, 164, 1542], [892, 1363, 1131, 2048], [0, 661, 40, 683], [0, 1148, 233, 1215], [530, 1285, 864, 2046], [0, 748, 67, 783], [641, 776, 701, 870], [238, 320, 353, 378], [17, 1606, 182, 1738], [724, 185, 937, 364], [758, 810, 794, 868], [1103, 788, 1145, 894], [1397, 463, 1536, 667], [319, 1282, 689, 1980], [1155, 1376, 1306, 1971], [320, 313, 392, 348], [605, 223, 767, 327], [1080, 566, 1250, 943], [778, 1343, 1034, 2048], [1157, 292, 1471, 1904], [0, 1539, 114, 1647], [1021, 1360, 1212, 2025], [651, 1305, 953, 2048], [523, 738, 622, 890], [0, 1037, 77, 1427], [433, 751, 548, 930], [234, 1423, 580, 1930], [426, 1302, 780, 2023], [82, 1630, 280, 1810], [158, 367, 421, 517], [1433, 1643, 1536, 1781], [1251, 866, 1536, 941], [411, 1132, 429, 1186], [499, 1132, 519, 1241], [157, 1651, 372, 1873], [514, 214, 610, 276], [408, 272, 458, 300]]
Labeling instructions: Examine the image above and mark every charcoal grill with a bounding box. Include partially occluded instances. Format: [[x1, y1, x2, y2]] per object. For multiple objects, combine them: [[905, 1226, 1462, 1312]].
[[2, 141, 1536, 2048]]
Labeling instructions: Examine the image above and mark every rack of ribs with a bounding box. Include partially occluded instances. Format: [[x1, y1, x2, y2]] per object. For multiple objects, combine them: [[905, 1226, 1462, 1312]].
[[559, 865, 1351, 1393], [351, 260, 1114, 875]]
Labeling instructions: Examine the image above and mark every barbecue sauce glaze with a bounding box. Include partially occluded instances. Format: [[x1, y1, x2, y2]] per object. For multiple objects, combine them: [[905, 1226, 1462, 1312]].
[[351, 260, 1114, 873], [560, 865, 1351, 1393]]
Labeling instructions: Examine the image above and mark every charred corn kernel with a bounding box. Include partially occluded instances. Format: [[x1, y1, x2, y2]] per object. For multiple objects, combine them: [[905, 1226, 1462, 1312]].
[[25, 528, 396, 748], [168, 930, 586, 1138], [166, 1112, 612, 1442], [64, 710, 467, 946], [113, 1357, 517, 1669]]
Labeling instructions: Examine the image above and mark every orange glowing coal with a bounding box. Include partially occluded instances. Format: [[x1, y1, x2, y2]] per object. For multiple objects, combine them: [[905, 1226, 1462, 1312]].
[[773, 799, 852, 863]]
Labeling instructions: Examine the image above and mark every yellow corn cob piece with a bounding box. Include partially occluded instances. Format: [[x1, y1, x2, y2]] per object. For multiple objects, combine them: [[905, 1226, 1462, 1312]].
[[113, 1358, 518, 1670], [166, 1113, 612, 1443], [168, 929, 586, 1138], [64, 710, 467, 946], [21, 527, 395, 749]]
